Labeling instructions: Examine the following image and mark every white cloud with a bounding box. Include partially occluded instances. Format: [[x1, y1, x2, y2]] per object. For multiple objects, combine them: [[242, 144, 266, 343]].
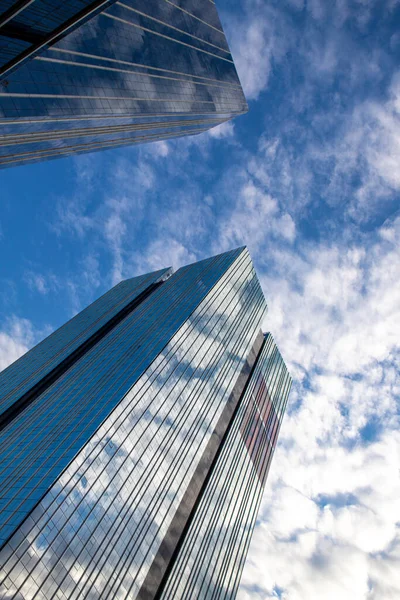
[[132, 238, 197, 274], [239, 424, 400, 599], [361, 77, 400, 188], [146, 140, 169, 157], [24, 271, 62, 295], [25, 272, 49, 295], [0, 317, 36, 371], [237, 215, 400, 599], [216, 178, 296, 252], [221, 1, 291, 100], [207, 121, 235, 139], [316, 71, 400, 221]]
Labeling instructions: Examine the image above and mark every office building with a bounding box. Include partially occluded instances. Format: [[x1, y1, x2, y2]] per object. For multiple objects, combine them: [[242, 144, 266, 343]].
[[0, 247, 291, 599], [0, 0, 247, 168]]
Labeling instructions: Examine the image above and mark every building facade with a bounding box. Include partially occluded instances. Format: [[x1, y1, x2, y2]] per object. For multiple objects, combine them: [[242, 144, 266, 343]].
[[0, 0, 247, 168], [0, 247, 291, 600]]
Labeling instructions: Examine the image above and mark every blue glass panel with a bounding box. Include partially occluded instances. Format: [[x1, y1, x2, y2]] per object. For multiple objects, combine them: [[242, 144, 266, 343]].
[[0, 266, 170, 419]]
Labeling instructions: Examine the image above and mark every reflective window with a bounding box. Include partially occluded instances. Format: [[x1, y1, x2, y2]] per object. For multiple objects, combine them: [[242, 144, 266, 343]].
[[0, 0, 247, 168]]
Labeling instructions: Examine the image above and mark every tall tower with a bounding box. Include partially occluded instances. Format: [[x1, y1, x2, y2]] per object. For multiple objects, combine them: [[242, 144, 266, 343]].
[[0, 248, 291, 599], [0, 0, 247, 168]]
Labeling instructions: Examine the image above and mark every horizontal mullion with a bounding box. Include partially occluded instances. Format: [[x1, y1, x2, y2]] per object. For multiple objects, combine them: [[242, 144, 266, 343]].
[[101, 12, 234, 64], [48, 48, 242, 88], [115, 2, 230, 54], [33, 55, 239, 90]]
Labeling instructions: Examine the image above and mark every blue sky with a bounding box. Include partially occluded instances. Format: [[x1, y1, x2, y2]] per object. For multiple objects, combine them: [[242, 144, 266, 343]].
[[1, 0, 400, 598]]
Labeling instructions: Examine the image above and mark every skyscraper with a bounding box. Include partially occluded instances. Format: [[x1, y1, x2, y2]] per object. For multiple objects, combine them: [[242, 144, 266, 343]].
[[0, 247, 291, 600], [0, 0, 247, 168]]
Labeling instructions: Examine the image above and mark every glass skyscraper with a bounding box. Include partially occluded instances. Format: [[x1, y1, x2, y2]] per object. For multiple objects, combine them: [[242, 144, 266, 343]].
[[0, 0, 247, 168], [0, 247, 291, 600]]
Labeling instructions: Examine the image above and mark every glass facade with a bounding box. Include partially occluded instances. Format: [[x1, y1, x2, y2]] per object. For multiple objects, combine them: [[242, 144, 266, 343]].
[[0, 0, 247, 168], [0, 247, 291, 600], [0, 266, 171, 424]]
